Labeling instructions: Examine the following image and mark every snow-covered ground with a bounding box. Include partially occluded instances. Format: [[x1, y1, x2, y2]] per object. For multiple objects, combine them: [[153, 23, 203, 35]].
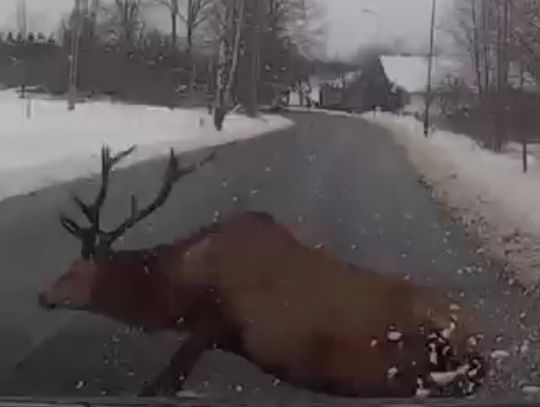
[[363, 112, 540, 286], [0, 91, 293, 202]]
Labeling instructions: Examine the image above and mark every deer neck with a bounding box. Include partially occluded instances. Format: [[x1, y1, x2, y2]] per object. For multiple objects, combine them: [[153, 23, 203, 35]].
[[90, 245, 179, 331]]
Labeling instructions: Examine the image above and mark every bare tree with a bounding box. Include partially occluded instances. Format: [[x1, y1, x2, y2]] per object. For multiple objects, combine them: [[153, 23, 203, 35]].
[[448, 0, 540, 151], [152, 0, 214, 98], [154, 0, 213, 52], [184, 0, 214, 52], [103, 0, 144, 49], [68, 0, 83, 111], [224, 0, 245, 102], [203, 0, 321, 126], [211, 0, 246, 129], [470, 0, 483, 96], [481, 0, 490, 92], [153, 0, 179, 49]]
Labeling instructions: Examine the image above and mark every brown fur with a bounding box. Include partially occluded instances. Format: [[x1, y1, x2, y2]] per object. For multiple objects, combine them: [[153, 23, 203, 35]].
[[40, 212, 485, 398]]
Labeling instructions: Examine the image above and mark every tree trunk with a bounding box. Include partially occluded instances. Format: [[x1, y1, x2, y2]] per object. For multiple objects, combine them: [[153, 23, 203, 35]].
[[68, 0, 82, 111], [213, 0, 246, 129], [171, 0, 178, 50], [495, 0, 506, 151], [470, 0, 483, 98], [187, 0, 194, 53], [214, 1, 234, 130], [225, 0, 246, 107], [496, 1, 503, 95], [186, 0, 194, 98], [481, 0, 490, 94], [247, 0, 261, 117], [502, 0, 510, 85], [214, 38, 227, 130]]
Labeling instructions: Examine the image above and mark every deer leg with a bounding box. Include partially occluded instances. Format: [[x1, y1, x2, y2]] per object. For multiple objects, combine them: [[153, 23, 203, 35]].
[[140, 335, 207, 397]]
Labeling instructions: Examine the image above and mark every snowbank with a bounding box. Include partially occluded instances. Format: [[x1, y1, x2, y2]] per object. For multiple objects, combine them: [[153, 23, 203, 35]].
[[0, 91, 293, 202], [363, 112, 540, 285]]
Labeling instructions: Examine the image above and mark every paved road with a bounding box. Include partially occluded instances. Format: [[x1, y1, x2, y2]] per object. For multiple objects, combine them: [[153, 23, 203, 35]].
[[0, 112, 539, 405]]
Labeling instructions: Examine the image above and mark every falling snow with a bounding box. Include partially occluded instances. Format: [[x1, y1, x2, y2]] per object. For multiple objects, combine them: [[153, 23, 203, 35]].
[[234, 384, 244, 393], [387, 366, 399, 379], [491, 350, 511, 360], [430, 371, 459, 386], [387, 330, 403, 342]]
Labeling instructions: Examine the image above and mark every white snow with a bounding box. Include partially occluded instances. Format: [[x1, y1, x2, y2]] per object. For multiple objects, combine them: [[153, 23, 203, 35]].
[[387, 366, 399, 379], [430, 371, 459, 386], [522, 385, 540, 395], [449, 303, 461, 312], [386, 330, 403, 342], [363, 112, 540, 285], [0, 90, 293, 202], [491, 350, 511, 360]]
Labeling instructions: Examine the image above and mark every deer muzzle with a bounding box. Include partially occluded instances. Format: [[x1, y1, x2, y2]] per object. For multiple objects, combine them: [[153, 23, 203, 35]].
[[38, 292, 56, 310], [37, 290, 91, 311]]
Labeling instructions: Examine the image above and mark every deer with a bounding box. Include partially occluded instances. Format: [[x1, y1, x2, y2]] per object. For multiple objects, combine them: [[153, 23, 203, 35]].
[[39, 146, 487, 399]]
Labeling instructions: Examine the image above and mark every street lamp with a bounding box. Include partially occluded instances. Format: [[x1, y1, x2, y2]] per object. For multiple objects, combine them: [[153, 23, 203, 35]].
[[423, 0, 437, 137], [68, 0, 82, 111], [361, 8, 381, 48]]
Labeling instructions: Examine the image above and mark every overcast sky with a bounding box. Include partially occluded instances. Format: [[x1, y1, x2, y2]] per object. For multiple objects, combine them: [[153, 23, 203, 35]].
[[0, 0, 454, 58], [320, 0, 454, 57]]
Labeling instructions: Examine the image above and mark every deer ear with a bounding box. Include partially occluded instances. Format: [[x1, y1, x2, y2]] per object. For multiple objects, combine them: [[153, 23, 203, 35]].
[[180, 237, 215, 284], [183, 237, 212, 265]]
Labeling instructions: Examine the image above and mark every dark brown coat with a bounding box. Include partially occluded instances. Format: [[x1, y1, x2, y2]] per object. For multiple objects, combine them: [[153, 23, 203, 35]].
[[40, 212, 485, 397]]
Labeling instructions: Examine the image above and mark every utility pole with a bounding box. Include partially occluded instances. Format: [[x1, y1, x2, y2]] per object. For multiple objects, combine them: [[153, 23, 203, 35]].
[[17, 0, 28, 100], [16, 0, 27, 38], [68, 0, 82, 111], [248, 0, 261, 116], [423, 0, 436, 137]]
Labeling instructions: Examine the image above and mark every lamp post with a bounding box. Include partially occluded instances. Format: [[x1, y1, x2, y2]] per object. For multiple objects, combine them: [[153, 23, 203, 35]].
[[361, 8, 381, 48], [68, 0, 82, 111], [423, 0, 437, 137]]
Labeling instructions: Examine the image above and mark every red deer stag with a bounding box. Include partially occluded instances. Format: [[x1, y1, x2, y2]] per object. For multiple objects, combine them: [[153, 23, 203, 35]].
[[39, 146, 486, 399]]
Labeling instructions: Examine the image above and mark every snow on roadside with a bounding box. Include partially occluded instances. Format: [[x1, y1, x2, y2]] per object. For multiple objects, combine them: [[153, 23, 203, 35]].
[[363, 112, 540, 286], [0, 91, 293, 202]]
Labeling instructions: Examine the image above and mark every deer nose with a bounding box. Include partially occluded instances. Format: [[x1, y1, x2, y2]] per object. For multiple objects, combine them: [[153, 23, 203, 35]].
[[38, 293, 56, 309]]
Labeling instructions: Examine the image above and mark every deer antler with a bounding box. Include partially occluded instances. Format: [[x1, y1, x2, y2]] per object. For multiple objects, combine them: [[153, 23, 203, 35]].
[[60, 145, 137, 259], [70, 146, 136, 229], [100, 150, 216, 249], [60, 146, 215, 259]]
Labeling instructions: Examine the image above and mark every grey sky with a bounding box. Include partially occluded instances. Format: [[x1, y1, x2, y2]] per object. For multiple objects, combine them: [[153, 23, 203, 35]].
[[0, 0, 454, 57], [320, 0, 454, 57]]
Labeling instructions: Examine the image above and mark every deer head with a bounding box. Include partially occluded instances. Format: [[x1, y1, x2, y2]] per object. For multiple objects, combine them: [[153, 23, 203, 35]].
[[39, 145, 214, 314]]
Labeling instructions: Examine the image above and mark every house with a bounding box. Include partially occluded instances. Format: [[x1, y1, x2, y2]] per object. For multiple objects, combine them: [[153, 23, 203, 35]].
[[318, 57, 401, 113], [289, 78, 321, 107], [318, 72, 358, 109], [507, 61, 539, 93]]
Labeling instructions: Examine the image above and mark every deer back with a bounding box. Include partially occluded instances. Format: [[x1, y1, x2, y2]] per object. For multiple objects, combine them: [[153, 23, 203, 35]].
[[176, 212, 483, 395]]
